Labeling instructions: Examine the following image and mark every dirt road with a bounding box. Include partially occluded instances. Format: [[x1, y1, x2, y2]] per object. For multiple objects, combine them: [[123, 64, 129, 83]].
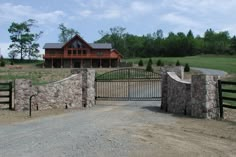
[[0, 101, 235, 157]]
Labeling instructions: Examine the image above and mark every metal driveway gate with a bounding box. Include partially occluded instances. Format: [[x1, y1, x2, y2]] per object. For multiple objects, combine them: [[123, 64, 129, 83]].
[[0, 82, 13, 109], [95, 68, 161, 101]]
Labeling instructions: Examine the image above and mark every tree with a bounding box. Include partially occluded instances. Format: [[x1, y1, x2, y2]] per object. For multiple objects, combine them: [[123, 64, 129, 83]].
[[0, 56, 5, 67], [138, 59, 144, 66], [8, 50, 18, 62], [230, 36, 236, 54], [176, 60, 180, 66], [8, 19, 42, 60], [27, 32, 43, 59], [58, 23, 79, 43], [148, 58, 153, 65], [184, 63, 190, 72], [156, 59, 162, 66], [146, 59, 153, 72]]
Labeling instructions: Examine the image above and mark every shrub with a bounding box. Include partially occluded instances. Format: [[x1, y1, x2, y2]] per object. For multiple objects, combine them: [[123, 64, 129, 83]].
[[176, 60, 180, 66], [160, 62, 164, 66], [156, 59, 162, 66], [0, 60, 5, 67], [138, 59, 144, 66], [184, 63, 190, 72], [146, 61, 153, 72], [11, 61, 14, 65], [148, 58, 153, 65]]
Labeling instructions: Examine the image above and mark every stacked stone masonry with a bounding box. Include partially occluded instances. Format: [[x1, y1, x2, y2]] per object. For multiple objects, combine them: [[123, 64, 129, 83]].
[[14, 69, 95, 111], [161, 72, 220, 119]]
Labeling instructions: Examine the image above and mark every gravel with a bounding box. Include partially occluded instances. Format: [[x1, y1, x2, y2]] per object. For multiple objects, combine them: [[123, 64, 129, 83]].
[[1, 101, 235, 157], [0, 101, 170, 157]]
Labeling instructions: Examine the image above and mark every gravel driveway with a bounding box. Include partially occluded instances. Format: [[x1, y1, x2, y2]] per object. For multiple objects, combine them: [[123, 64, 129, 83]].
[[192, 67, 227, 77], [0, 101, 235, 157]]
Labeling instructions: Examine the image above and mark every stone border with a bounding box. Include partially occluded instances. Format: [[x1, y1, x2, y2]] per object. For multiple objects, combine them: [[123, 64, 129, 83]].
[[14, 69, 95, 111], [161, 72, 220, 119]]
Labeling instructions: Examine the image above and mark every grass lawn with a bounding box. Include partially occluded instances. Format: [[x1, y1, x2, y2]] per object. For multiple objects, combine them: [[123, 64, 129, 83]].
[[124, 55, 236, 74]]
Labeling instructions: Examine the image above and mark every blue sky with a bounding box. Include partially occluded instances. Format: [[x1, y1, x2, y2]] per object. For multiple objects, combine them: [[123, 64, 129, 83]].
[[1, 0, 236, 58]]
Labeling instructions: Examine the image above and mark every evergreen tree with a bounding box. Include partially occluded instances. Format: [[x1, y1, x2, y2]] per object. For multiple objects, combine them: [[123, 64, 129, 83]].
[[184, 63, 190, 72], [138, 59, 143, 66], [156, 59, 162, 66], [176, 60, 180, 66], [8, 19, 42, 60], [0, 56, 5, 67], [146, 59, 153, 72]]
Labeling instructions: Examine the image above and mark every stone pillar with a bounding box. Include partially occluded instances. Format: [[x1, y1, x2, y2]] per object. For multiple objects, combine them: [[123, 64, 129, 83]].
[[160, 66, 184, 79], [161, 73, 168, 111], [14, 79, 32, 111], [191, 75, 220, 119], [86, 69, 95, 107], [72, 69, 96, 108]]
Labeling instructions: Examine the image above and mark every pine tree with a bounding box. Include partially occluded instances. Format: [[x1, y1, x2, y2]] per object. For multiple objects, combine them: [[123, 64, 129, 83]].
[[138, 59, 143, 66], [146, 59, 153, 72], [184, 63, 190, 72], [156, 59, 162, 66], [176, 60, 180, 66]]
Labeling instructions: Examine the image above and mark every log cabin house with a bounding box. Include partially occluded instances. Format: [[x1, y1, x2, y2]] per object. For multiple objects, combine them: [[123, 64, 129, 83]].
[[43, 34, 122, 68]]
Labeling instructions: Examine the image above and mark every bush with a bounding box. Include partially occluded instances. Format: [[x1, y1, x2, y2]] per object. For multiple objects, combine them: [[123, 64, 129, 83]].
[[138, 59, 144, 66], [156, 59, 162, 66], [0, 60, 5, 67], [10, 61, 14, 65], [184, 63, 190, 72], [146, 61, 153, 72], [176, 60, 180, 66], [148, 58, 153, 65], [160, 62, 164, 66]]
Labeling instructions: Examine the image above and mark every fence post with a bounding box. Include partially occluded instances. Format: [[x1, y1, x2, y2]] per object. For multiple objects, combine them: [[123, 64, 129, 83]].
[[9, 82, 12, 110], [218, 80, 223, 118]]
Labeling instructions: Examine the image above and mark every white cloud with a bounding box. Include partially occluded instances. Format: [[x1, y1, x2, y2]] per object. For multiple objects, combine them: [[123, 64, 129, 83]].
[[0, 3, 65, 25], [130, 1, 154, 13], [79, 10, 93, 17], [161, 13, 201, 28], [0, 42, 10, 58]]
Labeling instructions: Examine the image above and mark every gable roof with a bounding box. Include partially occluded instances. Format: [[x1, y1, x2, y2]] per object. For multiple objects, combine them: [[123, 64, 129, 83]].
[[43, 34, 112, 49], [89, 43, 112, 49], [43, 43, 112, 49], [43, 43, 64, 49]]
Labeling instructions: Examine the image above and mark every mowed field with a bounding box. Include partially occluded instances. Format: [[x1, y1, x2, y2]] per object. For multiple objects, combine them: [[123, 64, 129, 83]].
[[124, 55, 236, 74]]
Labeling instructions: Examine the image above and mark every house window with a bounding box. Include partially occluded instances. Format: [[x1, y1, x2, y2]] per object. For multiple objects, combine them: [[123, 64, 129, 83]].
[[83, 50, 87, 55], [97, 52, 103, 56], [68, 50, 71, 55], [73, 50, 76, 55]]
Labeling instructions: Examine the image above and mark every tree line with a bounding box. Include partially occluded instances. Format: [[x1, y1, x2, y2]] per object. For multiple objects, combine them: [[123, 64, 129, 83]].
[[6, 19, 236, 61], [96, 26, 236, 58]]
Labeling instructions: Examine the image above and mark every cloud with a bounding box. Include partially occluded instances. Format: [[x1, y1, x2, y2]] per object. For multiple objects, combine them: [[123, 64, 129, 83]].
[[79, 10, 93, 17], [0, 3, 65, 25], [161, 13, 201, 28], [73, 0, 157, 20], [0, 42, 10, 58], [130, 1, 154, 13]]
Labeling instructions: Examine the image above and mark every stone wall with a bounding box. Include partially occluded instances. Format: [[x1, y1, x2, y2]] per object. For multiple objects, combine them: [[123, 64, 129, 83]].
[[165, 72, 191, 115], [161, 66, 184, 111], [191, 75, 220, 119], [71, 69, 95, 108], [161, 72, 220, 119], [14, 69, 95, 111]]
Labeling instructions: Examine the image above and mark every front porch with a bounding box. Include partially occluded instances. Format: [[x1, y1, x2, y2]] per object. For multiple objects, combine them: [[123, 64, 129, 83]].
[[44, 58, 119, 68]]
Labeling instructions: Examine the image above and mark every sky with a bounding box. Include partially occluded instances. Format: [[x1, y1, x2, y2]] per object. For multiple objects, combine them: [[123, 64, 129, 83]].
[[1, 0, 236, 58]]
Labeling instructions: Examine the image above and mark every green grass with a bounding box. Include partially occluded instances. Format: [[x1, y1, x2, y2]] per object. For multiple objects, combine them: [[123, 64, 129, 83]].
[[124, 55, 236, 73], [0, 68, 71, 85]]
